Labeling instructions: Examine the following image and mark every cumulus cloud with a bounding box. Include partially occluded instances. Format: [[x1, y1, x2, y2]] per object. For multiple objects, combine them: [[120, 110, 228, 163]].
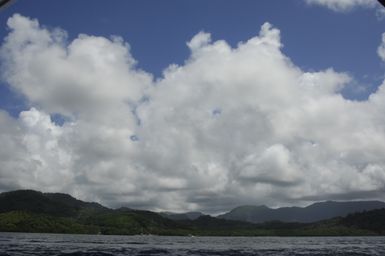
[[305, 0, 379, 12], [1, 14, 385, 213], [1, 14, 151, 122]]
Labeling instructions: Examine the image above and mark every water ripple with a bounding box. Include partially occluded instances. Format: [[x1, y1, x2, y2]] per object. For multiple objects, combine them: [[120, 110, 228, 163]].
[[1, 233, 385, 256]]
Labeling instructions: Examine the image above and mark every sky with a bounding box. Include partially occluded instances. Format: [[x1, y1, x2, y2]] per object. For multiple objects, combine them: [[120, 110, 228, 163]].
[[0, 0, 384, 214]]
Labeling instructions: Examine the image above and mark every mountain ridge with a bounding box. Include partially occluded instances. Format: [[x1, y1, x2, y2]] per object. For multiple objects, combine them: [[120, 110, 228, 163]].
[[218, 200, 385, 223], [1, 189, 385, 236], [0, 189, 108, 218]]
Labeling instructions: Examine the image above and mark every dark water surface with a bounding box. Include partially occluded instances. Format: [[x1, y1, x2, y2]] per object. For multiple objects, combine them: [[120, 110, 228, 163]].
[[0, 233, 384, 256]]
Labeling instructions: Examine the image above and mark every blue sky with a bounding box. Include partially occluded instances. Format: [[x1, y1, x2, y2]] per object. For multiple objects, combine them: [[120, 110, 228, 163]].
[[0, 1, 385, 212], [0, 0, 384, 117]]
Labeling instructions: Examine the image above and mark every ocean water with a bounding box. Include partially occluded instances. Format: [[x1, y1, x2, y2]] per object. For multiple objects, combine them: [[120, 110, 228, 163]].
[[0, 233, 384, 256]]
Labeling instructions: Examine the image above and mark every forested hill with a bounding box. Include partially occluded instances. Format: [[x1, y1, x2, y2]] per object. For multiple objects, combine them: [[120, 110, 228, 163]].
[[0, 190, 384, 236], [0, 190, 107, 217]]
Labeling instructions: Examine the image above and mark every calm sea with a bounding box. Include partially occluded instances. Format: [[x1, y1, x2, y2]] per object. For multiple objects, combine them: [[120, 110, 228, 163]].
[[0, 232, 384, 256]]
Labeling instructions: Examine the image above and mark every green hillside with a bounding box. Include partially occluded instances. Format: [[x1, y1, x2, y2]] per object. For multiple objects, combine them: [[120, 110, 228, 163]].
[[0, 190, 384, 236]]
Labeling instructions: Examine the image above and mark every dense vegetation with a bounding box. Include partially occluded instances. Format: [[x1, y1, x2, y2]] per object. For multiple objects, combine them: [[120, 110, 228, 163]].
[[0, 190, 384, 236]]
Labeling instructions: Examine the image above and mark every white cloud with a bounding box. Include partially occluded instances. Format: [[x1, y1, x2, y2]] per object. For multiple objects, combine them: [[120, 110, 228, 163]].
[[0, 108, 72, 192], [305, 0, 378, 12], [1, 14, 385, 213], [379, 33, 385, 62], [238, 144, 301, 186], [1, 14, 152, 122], [187, 31, 211, 51]]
